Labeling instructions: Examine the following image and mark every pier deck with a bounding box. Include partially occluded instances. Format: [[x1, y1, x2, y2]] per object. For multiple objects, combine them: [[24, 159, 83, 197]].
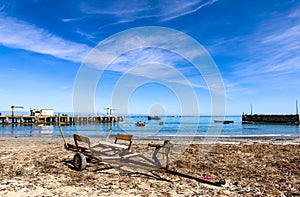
[[0, 115, 124, 125]]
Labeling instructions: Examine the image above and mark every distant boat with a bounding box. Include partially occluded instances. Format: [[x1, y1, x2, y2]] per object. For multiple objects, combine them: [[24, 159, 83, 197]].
[[214, 120, 234, 124], [148, 116, 160, 120], [136, 121, 146, 126]]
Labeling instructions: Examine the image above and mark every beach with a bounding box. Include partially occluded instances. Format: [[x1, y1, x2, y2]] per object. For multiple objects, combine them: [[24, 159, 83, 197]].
[[0, 136, 299, 196]]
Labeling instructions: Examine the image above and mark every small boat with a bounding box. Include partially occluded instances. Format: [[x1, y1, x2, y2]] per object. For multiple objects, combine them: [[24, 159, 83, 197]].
[[214, 120, 234, 124], [136, 121, 146, 126], [148, 116, 160, 120]]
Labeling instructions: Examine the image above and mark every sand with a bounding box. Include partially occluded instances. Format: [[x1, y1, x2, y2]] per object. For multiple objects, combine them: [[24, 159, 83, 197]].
[[0, 136, 299, 196]]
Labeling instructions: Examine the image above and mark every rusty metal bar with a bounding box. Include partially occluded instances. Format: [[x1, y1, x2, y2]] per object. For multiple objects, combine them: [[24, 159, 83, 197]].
[[165, 170, 225, 186]]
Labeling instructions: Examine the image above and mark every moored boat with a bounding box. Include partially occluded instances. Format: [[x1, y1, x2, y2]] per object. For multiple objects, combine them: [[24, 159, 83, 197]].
[[136, 121, 146, 126], [214, 120, 234, 124], [148, 116, 160, 120]]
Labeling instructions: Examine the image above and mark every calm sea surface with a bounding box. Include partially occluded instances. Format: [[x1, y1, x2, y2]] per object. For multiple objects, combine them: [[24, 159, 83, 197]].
[[0, 116, 299, 139]]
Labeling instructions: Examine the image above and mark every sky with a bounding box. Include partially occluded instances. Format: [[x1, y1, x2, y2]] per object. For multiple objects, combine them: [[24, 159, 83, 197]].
[[0, 0, 300, 116]]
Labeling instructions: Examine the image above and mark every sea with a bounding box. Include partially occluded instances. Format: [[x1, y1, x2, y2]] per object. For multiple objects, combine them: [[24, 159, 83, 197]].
[[0, 116, 299, 139]]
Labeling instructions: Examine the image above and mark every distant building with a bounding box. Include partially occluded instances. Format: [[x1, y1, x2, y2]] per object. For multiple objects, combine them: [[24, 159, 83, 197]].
[[30, 109, 54, 116]]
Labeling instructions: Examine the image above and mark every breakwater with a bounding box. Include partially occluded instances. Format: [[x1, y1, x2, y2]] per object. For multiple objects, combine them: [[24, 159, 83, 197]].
[[242, 114, 300, 124], [0, 115, 124, 125]]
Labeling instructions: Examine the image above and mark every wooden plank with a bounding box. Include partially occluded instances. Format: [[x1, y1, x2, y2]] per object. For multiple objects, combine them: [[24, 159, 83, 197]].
[[121, 152, 140, 159], [115, 134, 133, 151], [74, 134, 90, 144], [65, 143, 77, 151], [99, 141, 128, 149], [100, 156, 122, 160], [97, 148, 113, 152], [116, 134, 133, 141]]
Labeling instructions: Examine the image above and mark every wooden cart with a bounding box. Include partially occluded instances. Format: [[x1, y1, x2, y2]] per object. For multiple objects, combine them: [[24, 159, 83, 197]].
[[59, 126, 225, 186]]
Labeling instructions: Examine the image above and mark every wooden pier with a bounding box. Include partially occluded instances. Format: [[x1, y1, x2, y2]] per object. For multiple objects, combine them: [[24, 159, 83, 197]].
[[242, 114, 300, 124], [0, 115, 124, 125]]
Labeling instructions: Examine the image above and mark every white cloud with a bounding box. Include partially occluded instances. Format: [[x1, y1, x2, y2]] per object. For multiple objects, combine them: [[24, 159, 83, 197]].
[[107, 50, 209, 89], [81, 26, 223, 96], [80, 1, 152, 15], [75, 29, 97, 43], [211, 5, 300, 93], [78, 0, 218, 27], [244, 24, 300, 78], [0, 14, 91, 62], [61, 16, 87, 23], [85, 28, 206, 71], [159, 0, 219, 22]]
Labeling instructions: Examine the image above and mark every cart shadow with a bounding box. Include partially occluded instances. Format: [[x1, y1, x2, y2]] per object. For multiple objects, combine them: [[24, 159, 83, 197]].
[[61, 159, 76, 170], [126, 171, 172, 183], [61, 159, 110, 171], [61, 159, 172, 182], [61, 159, 126, 174], [94, 165, 172, 183]]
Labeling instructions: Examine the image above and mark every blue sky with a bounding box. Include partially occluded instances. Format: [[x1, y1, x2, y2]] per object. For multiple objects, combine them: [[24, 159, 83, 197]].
[[0, 0, 300, 116]]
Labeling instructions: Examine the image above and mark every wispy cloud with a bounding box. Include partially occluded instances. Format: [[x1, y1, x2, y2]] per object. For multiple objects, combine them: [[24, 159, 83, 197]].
[[82, 27, 223, 93], [77, 0, 218, 27], [61, 16, 88, 23], [159, 0, 219, 22], [0, 14, 91, 62], [80, 1, 152, 16], [75, 29, 97, 43], [239, 24, 300, 78], [212, 5, 300, 94], [112, 52, 201, 87], [107, 49, 209, 89], [62, 1, 219, 42]]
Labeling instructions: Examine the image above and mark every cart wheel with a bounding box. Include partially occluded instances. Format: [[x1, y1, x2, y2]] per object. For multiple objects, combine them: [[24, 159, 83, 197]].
[[73, 152, 86, 171]]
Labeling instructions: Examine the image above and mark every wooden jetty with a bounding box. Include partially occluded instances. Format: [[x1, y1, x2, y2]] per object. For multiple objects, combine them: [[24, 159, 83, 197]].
[[0, 115, 124, 125], [242, 101, 300, 124], [242, 114, 300, 124]]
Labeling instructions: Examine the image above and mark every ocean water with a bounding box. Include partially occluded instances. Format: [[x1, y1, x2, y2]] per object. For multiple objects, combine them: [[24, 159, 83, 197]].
[[0, 116, 299, 139]]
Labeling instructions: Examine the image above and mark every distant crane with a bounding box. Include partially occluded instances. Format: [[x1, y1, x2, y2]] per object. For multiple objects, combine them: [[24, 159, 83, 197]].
[[109, 108, 116, 115], [104, 107, 110, 115], [104, 107, 116, 116], [11, 105, 24, 116]]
